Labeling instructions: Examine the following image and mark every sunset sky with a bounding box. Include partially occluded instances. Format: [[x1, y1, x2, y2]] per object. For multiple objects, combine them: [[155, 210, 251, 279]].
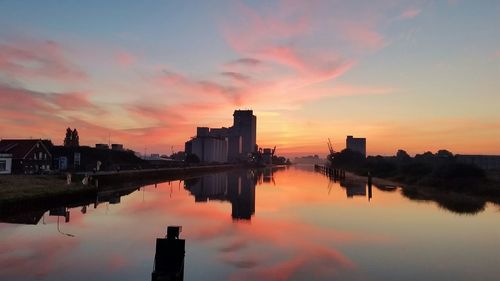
[[0, 0, 499, 157]]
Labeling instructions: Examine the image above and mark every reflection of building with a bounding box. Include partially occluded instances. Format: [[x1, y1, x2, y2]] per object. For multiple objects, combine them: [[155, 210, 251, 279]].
[[185, 110, 257, 163], [228, 171, 256, 220], [346, 135, 366, 157], [0, 210, 44, 225], [262, 168, 274, 183], [184, 170, 256, 220], [340, 179, 366, 198]]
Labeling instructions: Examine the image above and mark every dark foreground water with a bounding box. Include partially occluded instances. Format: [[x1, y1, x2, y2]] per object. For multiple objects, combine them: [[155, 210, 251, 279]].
[[1, 165, 499, 281]]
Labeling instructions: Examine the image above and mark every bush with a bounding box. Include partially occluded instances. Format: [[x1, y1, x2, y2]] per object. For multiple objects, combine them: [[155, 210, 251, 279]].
[[432, 163, 485, 180]]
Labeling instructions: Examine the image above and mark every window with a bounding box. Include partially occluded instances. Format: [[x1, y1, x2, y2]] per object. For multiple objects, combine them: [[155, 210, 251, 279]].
[[39, 152, 43, 159], [0, 160, 6, 171], [74, 152, 81, 168]]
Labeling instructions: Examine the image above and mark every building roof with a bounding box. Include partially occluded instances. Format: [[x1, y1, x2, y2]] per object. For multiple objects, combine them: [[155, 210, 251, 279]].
[[0, 139, 52, 159]]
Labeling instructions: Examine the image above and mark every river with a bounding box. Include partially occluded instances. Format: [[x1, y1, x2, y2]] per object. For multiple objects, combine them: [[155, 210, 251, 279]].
[[1, 165, 499, 281]]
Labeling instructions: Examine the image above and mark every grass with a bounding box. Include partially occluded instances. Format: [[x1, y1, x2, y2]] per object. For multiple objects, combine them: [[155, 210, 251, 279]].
[[0, 175, 95, 203]]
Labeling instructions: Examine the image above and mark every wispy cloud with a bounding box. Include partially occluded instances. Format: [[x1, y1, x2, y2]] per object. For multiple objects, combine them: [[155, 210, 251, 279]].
[[397, 8, 422, 20], [225, 58, 262, 68], [221, 71, 251, 83], [0, 39, 86, 82]]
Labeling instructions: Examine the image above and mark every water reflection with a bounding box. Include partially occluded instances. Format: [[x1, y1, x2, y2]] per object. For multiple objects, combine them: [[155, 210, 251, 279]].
[[0, 166, 499, 281], [184, 170, 256, 220], [340, 179, 366, 198], [401, 187, 488, 215], [316, 168, 496, 215]]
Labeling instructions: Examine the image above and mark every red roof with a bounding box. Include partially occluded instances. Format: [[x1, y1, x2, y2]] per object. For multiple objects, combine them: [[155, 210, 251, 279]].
[[0, 139, 52, 159]]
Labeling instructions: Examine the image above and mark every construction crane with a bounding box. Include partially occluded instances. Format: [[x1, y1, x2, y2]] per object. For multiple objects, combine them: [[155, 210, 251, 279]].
[[271, 146, 276, 156], [327, 139, 335, 164], [327, 138, 335, 155]]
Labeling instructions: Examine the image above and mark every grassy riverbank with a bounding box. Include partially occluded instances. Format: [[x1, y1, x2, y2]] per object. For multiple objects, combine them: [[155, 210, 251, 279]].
[[0, 164, 243, 205], [0, 175, 96, 205]]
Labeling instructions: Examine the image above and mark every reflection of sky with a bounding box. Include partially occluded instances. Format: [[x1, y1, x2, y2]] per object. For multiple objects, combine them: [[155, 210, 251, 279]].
[[0, 167, 499, 281]]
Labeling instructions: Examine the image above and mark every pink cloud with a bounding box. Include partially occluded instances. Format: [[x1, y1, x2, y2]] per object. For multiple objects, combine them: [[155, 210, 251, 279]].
[[157, 70, 247, 105], [108, 255, 128, 271], [340, 22, 387, 50], [397, 8, 422, 20], [0, 85, 103, 114], [115, 51, 136, 66], [0, 39, 86, 81], [51, 92, 102, 112], [0, 236, 79, 279], [221, 71, 251, 84]]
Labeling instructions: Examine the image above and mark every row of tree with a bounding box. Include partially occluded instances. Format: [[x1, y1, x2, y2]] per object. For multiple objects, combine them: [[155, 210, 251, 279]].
[[329, 149, 486, 189], [64, 127, 80, 147]]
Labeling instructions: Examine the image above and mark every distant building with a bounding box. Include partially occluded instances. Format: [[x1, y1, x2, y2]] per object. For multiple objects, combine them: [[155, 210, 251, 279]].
[[51, 145, 143, 172], [262, 148, 273, 165], [185, 110, 257, 163], [346, 135, 366, 157], [0, 139, 53, 174], [111, 144, 124, 151], [186, 127, 228, 163], [232, 110, 257, 157], [456, 155, 500, 170], [0, 153, 13, 174], [95, 143, 109, 149], [293, 155, 325, 165]]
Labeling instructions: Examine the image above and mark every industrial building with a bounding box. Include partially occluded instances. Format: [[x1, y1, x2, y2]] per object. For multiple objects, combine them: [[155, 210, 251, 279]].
[[185, 110, 257, 163], [186, 127, 228, 163], [346, 135, 367, 157]]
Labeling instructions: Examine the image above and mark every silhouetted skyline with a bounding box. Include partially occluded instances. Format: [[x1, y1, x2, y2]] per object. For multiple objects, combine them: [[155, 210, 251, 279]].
[[0, 1, 499, 157]]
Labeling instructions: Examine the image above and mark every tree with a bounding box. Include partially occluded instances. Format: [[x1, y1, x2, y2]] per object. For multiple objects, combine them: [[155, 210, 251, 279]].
[[64, 127, 72, 147], [71, 129, 79, 147], [436, 149, 453, 158], [396, 149, 411, 163], [64, 127, 80, 147]]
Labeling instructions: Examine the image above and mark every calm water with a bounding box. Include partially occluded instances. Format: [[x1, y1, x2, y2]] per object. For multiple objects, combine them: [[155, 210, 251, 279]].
[[1, 166, 499, 281]]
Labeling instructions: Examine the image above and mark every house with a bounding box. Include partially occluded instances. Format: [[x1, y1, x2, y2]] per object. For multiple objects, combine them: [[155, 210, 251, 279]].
[[50, 145, 145, 172], [0, 153, 13, 174], [0, 139, 53, 174]]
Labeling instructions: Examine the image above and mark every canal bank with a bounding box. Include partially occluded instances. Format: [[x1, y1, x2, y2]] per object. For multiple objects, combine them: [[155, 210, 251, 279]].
[[73, 164, 244, 185], [315, 164, 500, 213], [0, 164, 243, 209]]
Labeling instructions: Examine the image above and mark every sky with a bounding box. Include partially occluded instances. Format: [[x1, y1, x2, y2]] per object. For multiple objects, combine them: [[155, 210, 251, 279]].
[[0, 0, 499, 157]]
